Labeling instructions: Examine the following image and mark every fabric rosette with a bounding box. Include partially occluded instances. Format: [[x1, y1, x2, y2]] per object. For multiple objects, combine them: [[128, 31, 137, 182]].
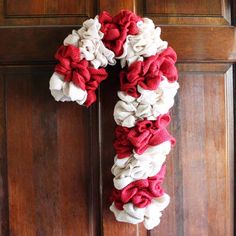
[[110, 193, 170, 230], [50, 45, 108, 106], [99, 10, 142, 57], [64, 17, 116, 69], [111, 164, 166, 209], [113, 114, 176, 158], [120, 47, 178, 98], [114, 77, 179, 128], [112, 141, 171, 189], [117, 18, 168, 68], [110, 164, 170, 230]]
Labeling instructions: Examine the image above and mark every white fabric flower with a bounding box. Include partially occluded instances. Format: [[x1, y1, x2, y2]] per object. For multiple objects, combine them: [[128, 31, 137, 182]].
[[144, 194, 170, 230], [114, 77, 179, 128], [63, 30, 80, 47], [112, 141, 171, 189], [110, 202, 145, 224], [117, 18, 168, 68], [110, 194, 170, 230], [63, 17, 116, 69], [49, 72, 87, 105]]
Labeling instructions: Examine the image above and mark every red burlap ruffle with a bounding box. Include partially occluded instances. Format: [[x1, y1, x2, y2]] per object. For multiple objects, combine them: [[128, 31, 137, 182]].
[[120, 47, 178, 97], [54, 45, 108, 106], [99, 10, 142, 57], [111, 164, 166, 210], [114, 114, 176, 158]]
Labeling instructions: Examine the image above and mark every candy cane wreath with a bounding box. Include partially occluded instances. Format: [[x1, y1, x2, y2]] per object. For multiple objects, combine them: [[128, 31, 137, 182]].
[[49, 10, 179, 230]]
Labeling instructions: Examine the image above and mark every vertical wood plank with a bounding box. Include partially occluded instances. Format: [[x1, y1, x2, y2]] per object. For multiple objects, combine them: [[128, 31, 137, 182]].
[[0, 73, 9, 235], [56, 103, 90, 236], [5, 67, 99, 236], [6, 73, 36, 236], [180, 74, 211, 236], [224, 67, 234, 236], [88, 104, 103, 236], [31, 72, 60, 235]]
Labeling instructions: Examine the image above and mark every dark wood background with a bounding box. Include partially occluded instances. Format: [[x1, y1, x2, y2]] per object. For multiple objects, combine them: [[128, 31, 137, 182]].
[[0, 0, 235, 235]]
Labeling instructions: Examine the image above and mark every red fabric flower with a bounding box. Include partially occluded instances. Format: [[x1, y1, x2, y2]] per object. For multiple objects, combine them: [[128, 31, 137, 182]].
[[99, 10, 142, 57], [54, 45, 108, 106], [113, 126, 133, 158], [114, 114, 176, 158], [120, 47, 178, 97], [111, 165, 166, 209]]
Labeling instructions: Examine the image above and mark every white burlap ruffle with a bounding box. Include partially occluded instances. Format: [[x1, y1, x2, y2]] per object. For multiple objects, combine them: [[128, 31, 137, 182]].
[[49, 72, 87, 105], [64, 17, 116, 69], [112, 141, 171, 190], [117, 18, 168, 68], [110, 193, 170, 230], [114, 77, 179, 128]]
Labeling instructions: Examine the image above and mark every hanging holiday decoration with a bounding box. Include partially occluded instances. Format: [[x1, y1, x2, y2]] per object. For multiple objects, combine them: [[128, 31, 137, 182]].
[[49, 10, 179, 230]]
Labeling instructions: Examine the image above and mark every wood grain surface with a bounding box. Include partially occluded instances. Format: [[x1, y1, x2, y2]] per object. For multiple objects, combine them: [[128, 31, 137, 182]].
[[0, 0, 235, 235]]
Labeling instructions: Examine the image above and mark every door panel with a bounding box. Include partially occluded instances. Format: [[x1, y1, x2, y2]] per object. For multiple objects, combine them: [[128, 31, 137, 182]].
[[0, 0, 96, 25], [150, 65, 234, 236], [139, 0, 231, 25], [2, 67, 100, 235], [0, 0, 235, 235], [100, 65, 234, 236]]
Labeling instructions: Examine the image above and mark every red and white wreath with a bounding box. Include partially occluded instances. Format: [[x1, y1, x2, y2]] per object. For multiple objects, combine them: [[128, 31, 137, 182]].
[[49, 10, 179, 230]]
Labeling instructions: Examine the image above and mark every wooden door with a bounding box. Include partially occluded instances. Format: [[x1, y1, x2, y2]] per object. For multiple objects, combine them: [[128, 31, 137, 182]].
[[0, 0, 235, 235]]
